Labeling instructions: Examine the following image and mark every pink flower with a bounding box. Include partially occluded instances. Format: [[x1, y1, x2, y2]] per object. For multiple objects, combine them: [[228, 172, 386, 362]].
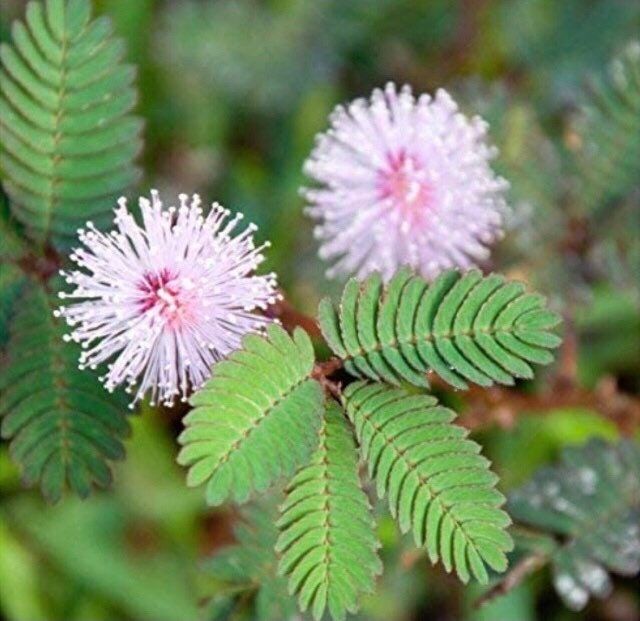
[[304, 83, 509, 281], [56, 191, 279, 407]]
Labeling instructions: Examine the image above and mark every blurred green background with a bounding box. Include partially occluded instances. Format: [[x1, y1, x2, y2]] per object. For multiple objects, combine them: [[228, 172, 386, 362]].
[[1, 1, 639, 620]]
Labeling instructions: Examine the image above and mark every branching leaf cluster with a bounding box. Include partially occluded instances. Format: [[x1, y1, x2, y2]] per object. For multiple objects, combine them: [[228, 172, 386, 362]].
[[181, 269, 562, 620], [9, 3, 638, 620]]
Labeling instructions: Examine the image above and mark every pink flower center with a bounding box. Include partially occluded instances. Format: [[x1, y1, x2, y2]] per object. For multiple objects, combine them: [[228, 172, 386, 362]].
[[378, 150, 432, 230], [137, 269, 191, 326]]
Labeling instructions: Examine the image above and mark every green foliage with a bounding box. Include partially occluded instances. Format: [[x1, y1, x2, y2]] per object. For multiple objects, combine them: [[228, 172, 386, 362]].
[[277, 402, 382, 621], [457, 82, 572, 298], [575, 41, 640, 215], [2, 495, 200, 621], [178, 324, 324, 506], [0, 0, 640, 621], [0, 0, 142, 248], [0, 517, 49, 621], [0, 0, 142, 503], [0, 189, 28, 262], [570, 41, 640, 301], [0, 263, 26, 350], [0, 409, 203, 620], [319, 269, 562, 390], [161, 0, 336, 114], [493, 105, 561, 225], [182, 266, 563, 619], [497, 0, 640, 108], [508, 439, 640, 610], [575, 286, 640, 383], [0, 281, 130, 502], [343, 381, 513, 584], [205, 502, 297, 621]]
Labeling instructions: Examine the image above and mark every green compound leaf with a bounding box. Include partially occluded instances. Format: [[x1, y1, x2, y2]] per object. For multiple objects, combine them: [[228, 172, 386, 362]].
[[205, 501, 298, 621], [507, 438, 640, 611], [276, 401, 382, 621], [0, 0, 142, 248], [343, 381, 513, 584], [575, 40, 640, 214], [319, 269, 562, 390], [178, 324, 324, 506], [0, 280, 130, 502]]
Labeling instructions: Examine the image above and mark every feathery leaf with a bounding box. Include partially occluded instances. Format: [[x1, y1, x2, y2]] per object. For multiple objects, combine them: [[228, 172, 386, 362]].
[[343, 381, 513, 583], [0, 280, 130, 502], [575, 40, 640, 215], [277, 401, 382, 621], [319, 269, 562, 390], [0, 188, 28, 261], [178, 324, 324, 506], [0, 0, 142, 248]]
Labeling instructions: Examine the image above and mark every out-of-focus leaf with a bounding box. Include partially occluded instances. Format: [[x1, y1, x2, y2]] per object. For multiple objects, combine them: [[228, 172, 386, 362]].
[[486, 408, 619, 490], [587, 196, 640, 307], [461, 82, 562, 219], [457, 81, 573, 301], [4, 496, 200, 621], [570, 41, 640, 302], [205, 501, 298, 621], [160, 0, 337, 114], [0, 281, 131, 502], [465, 580, 536, 621], [508, 439, 640, 610], [574, 41, 640, 216], [115, 408, 203, 539], [0, 517, 47, 621], [0, 261, 26, 350], [576, 286, 640, 385], [0, 188, 28, 262], [497, 0, 640, 108]]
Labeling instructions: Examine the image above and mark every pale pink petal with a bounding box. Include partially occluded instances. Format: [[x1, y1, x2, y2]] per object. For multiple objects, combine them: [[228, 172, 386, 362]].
[[304, 83, 509, 281], [56, 191, 279, 407]]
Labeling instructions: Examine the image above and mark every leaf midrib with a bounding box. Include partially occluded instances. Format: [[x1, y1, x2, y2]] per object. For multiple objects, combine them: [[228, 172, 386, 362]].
[[212, 375, 315, 470], [344, 324, 522, 361], [349, 397, 500, 568], [47, 10, 71, 240]]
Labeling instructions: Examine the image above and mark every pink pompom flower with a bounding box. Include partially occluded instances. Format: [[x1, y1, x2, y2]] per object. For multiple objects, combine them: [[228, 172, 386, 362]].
[[56, 191, 279, 407], [304, 83, 509, 281]]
